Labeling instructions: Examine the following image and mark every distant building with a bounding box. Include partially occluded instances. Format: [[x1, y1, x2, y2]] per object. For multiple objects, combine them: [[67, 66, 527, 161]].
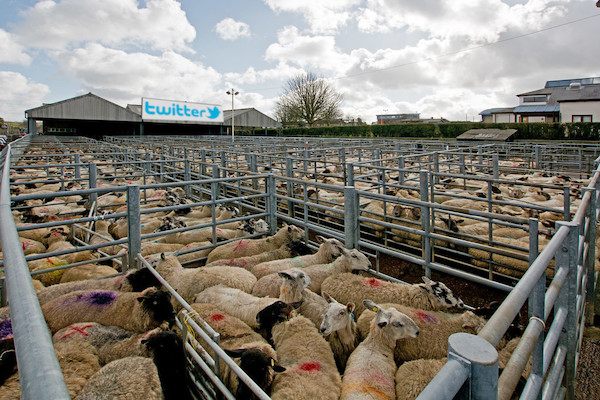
[[480, 77, 600, 123], [376, 113, 449, 124]]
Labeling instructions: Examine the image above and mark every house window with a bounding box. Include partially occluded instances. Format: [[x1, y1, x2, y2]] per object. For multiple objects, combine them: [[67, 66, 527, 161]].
[[572, 115, 592, 122], [523, 96, 547, 103]]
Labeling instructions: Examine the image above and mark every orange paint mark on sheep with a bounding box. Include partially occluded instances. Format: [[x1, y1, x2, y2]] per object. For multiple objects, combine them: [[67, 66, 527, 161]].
[[210, 313, 226, 322], [342, 382, 390, 400], [297, 362, 321, 372], [364, 278, 382, 288]]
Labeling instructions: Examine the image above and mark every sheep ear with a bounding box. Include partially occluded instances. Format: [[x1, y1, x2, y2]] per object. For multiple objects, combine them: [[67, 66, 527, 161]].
[[272, 361, 286, 373], [363, 299, 379, 312], [322, 292, 333, 303], [347, 303, 355, 313], [278, 271, 293, 280], [224, 349, 245, 358], [316, 235, 325, 243], [160, 253, 166, 261], [290, 300, 303, 309]]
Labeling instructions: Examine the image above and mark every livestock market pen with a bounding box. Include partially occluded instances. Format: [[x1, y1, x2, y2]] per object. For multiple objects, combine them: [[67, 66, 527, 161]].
[[0, 134, 599, 399]]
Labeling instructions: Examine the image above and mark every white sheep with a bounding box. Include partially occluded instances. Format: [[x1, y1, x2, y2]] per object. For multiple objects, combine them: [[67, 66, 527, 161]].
[[41, 287, 176, 334], [269, 315, 342, 400], [203, 242, 297, 270], [153, 254, 256, 305], [249, 235, 344, 279], [356, 303, 487, 363], [321, 274, 466, 315], [340, 300, 420, 400], [156, 218, 268, 245], [251, 248, 372, 298], [395, 358, 448, 400], [274, 269, 329, 328], [319, 292, 358, 374], [187, 302, 286, 399], [205, 223, 305, 264]]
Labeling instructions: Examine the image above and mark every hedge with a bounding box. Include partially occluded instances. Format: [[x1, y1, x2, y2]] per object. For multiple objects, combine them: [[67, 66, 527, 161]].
[[271, 122, 600, 141]]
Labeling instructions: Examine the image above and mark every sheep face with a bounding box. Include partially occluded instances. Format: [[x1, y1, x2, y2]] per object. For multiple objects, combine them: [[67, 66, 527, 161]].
[[417, 277, 465, 310], [137, 290, 176, 328], [125, 268, 162, 292], [344, 249, 371, 272], [364, 300, 420, 341], [320, 293, 354, 336], [279, 269, 311, 293], [285, 224, 305, 242], [225, 348, 286, 400], [256, 301, 295, 331]]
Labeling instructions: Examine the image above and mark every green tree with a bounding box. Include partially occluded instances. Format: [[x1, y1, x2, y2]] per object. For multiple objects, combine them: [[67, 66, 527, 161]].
[[275, 72, 343, 127]]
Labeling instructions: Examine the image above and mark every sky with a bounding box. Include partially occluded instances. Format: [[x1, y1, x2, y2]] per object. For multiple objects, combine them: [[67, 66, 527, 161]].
[[0, 0, 599, 124]]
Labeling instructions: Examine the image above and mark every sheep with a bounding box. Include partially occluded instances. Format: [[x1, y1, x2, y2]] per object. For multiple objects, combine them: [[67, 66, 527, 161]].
[[28, 256, 70, 286], [249, 235, 345, 279], [356, 303, 487, 363], [204, 242, 298, 269], [340, 300, 420, 400], [187, 302, 286, 399], [53, 322, 164, 365], [153, 254, 257, 305], [395, 358, 448, 400], [156, 218, 268, 245], [17, 237, 46, 255], [251, 248, 372, 298], [36, 267, 161, 305], [206, 223, 305, 264], [59, 264, 119, 283], [319, 292, 358, 374], [269, 315, 342, 400], [75, 331, 192, 400], [41, 287, 176, 334], [321, 274, 466, 315], [88, 220, 120, 256]]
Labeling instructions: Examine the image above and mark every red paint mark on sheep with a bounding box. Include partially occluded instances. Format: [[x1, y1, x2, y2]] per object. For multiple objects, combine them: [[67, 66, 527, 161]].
[[297, 362, 321, 372], [414, 310, 438, 324], [59, 324, 93, 340], [364, 278, 382, 288], [210, 313, 226, 322], [233, 240, 248, 252]]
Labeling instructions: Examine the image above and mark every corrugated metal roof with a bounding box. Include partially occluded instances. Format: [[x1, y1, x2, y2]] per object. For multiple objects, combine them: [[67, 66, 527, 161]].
[[223, 108, 281, 128], [456, 129, 517, 141], [517, 84, 600, 104], [479, 107, 515, 115], [513, 105, 560, 113]]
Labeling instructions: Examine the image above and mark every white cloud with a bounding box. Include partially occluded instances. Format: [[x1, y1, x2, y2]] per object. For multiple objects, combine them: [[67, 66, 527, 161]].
[[0, 29, 31, 65], [215, 18, 251, 41], [15, 0, 196, 52], [265, 26, 353, 73], [56, 43, 222, 105], [0, 71, 50, 120], [264, 0, 361, 34]]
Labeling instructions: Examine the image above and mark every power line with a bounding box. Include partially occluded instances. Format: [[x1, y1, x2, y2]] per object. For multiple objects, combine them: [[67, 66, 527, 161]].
[[245, 13, 600, 91]]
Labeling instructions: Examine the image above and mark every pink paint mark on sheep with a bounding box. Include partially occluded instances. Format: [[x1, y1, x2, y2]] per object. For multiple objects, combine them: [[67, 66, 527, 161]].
[[414, 310, 438, 324], [364, 278, 382, 288], [297, 361, 321, 372], [22, 242, 27, 250], [59, 324, 93, 340], [210, 313, 226, 322], [233, 240, 248, 252]]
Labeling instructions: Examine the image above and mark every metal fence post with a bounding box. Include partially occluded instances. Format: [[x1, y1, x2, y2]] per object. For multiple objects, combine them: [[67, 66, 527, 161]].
[[88, 162, 97, 207], [493, 154, 499, 179], [266, 174, 277, 235], [399, 156, 405, 185], [420, 171, 431, 277], [347, 162, 354, 186], [555, 221, 579, 400], [74, 153, 81, 180], [286, 157, 295, 218], [344, 186, 358, 249], [184, 160, 191, 198], [583, 188, 598, 322], [450, 333, 499, 400], [127, 185, 142, 271], [212, 166, 220, 201]]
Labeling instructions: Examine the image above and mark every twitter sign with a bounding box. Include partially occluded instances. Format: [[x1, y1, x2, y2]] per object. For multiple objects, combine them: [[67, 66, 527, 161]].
[[142, 98, 223, 123]]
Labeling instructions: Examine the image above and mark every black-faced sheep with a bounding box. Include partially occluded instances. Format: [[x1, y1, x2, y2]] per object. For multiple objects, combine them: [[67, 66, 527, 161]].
[[250, 235, 344, 279], [205, 224, 305, 264], [321, 274, 466, 315], [340, 300, 420, 400], [356, 303, 487, 363], [269, 315, 342, 400], [319, 292, 358, 374], [153, 254, 257, 305], [187, 302, 286, 399], [251, 248, 372, 298], [42, 287, 176, 334], [36, 267, 161, 305]]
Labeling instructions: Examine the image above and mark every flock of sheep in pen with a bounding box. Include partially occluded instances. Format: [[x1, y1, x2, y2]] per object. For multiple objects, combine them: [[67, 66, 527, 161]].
[[0, 140, 593, 400]]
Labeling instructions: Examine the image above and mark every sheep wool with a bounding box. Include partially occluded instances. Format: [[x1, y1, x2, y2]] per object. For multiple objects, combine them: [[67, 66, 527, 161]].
[[395, 358, 448, 400], [356, 304, 486, 363], [321, 273, 465, 315], [42, 287, 175, 333], [270, 315, 342, 400]]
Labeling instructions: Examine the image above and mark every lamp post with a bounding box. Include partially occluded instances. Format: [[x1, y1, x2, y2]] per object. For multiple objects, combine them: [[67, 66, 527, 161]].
[[226, 88, 239, 143]]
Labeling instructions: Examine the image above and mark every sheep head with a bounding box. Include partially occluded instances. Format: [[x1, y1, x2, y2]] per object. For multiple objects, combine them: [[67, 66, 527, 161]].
[[363, 300, 419, 343], [225, 347, 285, 400], [320, 292, 355, 336], [137, 288, 176, 328], [417, 277, 465, 310]]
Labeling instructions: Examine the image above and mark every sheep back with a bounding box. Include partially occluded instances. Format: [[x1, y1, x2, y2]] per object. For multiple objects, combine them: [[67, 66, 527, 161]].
[[395, 358, 447, 400], [270, 315, 341, 400]]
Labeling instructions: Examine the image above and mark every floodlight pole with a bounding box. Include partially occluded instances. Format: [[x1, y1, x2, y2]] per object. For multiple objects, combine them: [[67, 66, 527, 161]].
[[226, 88, 239, 143]]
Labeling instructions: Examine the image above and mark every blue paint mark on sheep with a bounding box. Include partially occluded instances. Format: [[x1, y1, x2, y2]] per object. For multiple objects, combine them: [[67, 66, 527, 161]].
[[0, 319, 13, 339], [74, 291, 118, 306]]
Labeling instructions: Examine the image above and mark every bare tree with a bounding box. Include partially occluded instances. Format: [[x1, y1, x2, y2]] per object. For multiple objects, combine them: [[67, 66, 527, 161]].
[[275, 72, 343, 127]]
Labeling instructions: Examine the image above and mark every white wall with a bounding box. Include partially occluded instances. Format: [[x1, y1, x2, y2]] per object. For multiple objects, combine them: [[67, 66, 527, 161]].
[[560, 101, 600, 122], [495, 113, 516, 123]]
